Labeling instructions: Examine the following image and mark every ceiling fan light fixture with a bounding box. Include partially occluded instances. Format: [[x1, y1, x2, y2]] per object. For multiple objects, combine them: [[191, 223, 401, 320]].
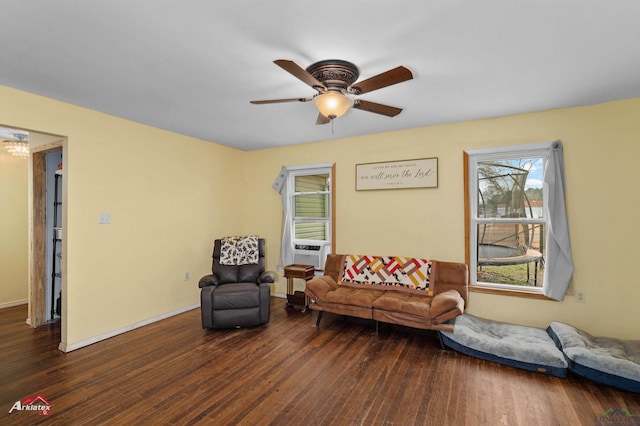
[[312, 91, 353, 119], [251, 59, 413, 125]]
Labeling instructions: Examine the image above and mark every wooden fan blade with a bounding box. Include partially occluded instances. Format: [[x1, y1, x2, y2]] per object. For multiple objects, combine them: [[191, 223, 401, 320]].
[[274, 60, 326, 90], [353, 99, 403, 117], [350, 66, 413, 94], [316, 113, 330, 125], [250, 97, 311, 104]]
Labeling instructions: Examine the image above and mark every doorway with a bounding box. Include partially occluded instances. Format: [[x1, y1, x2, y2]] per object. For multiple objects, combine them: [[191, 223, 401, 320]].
[[44, 150, 63, 322], [30, 141, 65, 328], [0, 125, 65, 333]]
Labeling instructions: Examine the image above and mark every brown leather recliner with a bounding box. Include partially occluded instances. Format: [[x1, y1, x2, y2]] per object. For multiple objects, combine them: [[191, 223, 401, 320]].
[[199, 238, 274, 329]]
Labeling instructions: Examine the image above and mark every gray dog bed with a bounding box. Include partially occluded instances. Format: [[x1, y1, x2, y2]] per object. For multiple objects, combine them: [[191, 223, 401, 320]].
[[440, 314, 568, 377], [547, 322, 640, 393]]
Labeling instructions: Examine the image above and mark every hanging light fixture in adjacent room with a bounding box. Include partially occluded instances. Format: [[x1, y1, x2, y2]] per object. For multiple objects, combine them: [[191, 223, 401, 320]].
[[2, 133, 29, 159]]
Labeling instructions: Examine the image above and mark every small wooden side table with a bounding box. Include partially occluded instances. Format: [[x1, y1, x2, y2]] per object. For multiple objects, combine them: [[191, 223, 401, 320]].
[[283, 264, 315, 311]]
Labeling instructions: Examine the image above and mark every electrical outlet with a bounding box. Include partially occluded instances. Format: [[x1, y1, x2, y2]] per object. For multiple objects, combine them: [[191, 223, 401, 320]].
[[575, 290, 586, 303], [184, 271, 190, 281]]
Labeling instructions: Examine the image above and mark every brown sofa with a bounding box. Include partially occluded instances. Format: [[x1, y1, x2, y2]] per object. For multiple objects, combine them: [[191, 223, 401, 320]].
[[305, 254, 468, 333]]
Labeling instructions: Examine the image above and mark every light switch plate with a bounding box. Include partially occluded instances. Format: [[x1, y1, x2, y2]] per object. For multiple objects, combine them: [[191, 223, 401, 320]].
[[98, 212, 111, 224]]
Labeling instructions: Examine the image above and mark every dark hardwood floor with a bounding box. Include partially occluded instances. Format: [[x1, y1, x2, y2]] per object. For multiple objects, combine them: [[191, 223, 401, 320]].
[[1, 299, 637, 425]]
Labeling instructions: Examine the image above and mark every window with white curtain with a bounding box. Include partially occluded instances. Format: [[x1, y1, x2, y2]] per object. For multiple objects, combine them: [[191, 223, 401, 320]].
[[273, 163, 335, 270], [465, 141, 573, 300]]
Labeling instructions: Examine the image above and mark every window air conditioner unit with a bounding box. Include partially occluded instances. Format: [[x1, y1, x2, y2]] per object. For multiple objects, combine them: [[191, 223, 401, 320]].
[[293, 240, 330, 271]]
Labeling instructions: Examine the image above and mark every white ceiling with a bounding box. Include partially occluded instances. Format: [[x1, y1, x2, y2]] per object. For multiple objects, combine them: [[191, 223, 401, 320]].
[[1, 1, 639, 151], [0, 126, 28, 141]]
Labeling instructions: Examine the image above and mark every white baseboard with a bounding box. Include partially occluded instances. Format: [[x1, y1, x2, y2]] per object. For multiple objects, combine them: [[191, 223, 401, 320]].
[[0, 299, 28, 310], [273, 293, 287, 299], [58, 303, 200, 353]]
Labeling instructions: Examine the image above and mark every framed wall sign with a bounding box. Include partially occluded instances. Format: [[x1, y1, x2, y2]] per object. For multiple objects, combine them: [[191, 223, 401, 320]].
[[355, 157, 438, 190]]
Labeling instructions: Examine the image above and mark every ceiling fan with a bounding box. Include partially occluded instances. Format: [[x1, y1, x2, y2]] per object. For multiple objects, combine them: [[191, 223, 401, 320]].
[[250, 59, 413, 125]]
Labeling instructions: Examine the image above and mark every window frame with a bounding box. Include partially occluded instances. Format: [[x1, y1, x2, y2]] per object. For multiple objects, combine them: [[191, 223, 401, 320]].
[[286, 163, 336, 253], [291, 171, 332, 242], [465, 142, 551, 299]]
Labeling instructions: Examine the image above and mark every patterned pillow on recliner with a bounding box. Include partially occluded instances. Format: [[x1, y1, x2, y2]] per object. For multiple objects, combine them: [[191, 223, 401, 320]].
[[220, 236, 259, 265]]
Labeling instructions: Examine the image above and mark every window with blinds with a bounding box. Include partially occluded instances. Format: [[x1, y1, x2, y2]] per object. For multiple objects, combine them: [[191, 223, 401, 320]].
[[293, 174, 330, 241]]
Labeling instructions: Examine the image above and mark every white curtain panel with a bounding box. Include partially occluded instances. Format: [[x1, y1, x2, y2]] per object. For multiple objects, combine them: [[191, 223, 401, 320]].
[[543, 141, 575, 300], [272, 166, 294, 269]]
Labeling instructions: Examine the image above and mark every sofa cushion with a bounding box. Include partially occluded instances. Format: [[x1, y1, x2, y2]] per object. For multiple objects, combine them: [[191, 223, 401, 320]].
[[324, 287, 385, 308], [339, 254, 432, 294], [372, 292, 431, 318], [430, 290, 464, 319], [305, 276, 338, 301]]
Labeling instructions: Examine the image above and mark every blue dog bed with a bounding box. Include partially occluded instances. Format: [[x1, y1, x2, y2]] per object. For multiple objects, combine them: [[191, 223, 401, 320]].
[[547, 322, 640, 393], [441, 314, 568, 377]]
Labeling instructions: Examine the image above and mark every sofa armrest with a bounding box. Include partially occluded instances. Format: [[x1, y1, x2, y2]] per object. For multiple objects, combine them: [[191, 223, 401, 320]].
[[198, 274, 220, 288], [258, 271, 275, 284], [430, 289, 465, 324], [305, 275, 338, 302], [431, 260, 469, 307]]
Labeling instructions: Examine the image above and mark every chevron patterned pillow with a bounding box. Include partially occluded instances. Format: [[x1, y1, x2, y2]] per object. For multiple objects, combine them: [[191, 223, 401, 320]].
[[339, 254, 432, 294]]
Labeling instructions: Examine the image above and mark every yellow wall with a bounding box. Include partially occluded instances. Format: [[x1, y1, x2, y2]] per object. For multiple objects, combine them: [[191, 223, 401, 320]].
[[1, 85, 247, 348], [246, 99, 640, 340], [2, 82, 638, 347], [0, 147, 28, 306]]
